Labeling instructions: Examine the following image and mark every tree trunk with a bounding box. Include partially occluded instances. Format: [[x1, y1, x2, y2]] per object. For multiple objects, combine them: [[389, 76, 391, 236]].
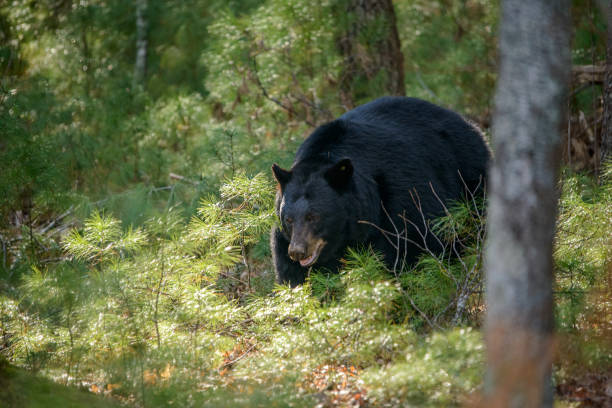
[[133, 0, 148, 89], [601, 1, 612, 165], [336, 0, 405, 108], [484, 1, 571, 407]]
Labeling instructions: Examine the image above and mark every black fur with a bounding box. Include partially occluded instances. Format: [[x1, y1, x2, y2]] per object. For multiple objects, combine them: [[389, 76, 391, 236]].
[[271, 96, 490, 286]]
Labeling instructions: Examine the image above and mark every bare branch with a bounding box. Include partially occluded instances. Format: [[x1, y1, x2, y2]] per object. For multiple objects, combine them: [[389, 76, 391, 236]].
[[359, 181, 487, 327], [249, 56, 317, 127]]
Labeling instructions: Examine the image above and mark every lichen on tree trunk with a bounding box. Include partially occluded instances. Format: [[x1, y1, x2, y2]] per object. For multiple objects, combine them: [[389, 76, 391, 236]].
[[133, 0, 148, 89], [484, 1, 571, 407]]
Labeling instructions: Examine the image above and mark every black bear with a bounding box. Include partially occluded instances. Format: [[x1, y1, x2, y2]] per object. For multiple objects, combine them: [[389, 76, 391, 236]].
[[271, 96, 490, 286]]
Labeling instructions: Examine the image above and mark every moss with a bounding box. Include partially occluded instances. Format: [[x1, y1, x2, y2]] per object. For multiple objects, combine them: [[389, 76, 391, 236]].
[[0, 359, 119, 408]]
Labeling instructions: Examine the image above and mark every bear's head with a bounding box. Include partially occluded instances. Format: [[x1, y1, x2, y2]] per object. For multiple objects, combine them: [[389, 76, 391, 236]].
[[272, 158, 354, 268]]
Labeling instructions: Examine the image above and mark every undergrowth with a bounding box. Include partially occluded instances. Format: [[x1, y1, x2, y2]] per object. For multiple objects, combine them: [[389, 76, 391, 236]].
[[554, 163, 612, 380], [0, 166, 609, 407]]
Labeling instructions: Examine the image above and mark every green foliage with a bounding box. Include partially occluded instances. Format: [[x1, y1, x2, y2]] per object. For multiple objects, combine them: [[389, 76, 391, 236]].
[[186, 172, 276, 287], [204, 0, 343, 165], [362, 328, 484, 407], [0, 0, 272, 225], [555, 164, 612, 327], [0, 174, 489, 406], [571, 0, 607, 65], [398, 197, 486, 329], [0, 80, 74, 220], [553, 162, 612, 375], [1, 162, 610, 406], [63, 211, 147, 263], [395, 1, 499, 118]]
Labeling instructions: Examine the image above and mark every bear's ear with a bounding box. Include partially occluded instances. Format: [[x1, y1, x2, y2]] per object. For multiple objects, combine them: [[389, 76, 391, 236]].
[[324, 158, 353, 190], [272, 163, 291, 187]]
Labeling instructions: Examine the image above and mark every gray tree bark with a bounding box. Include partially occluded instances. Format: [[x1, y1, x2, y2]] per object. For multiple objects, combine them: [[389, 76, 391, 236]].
[[133, 0, 148, 89], [337, 0, 405, 108], [484, 1, 571, 407], [601, 1, 612, 164]]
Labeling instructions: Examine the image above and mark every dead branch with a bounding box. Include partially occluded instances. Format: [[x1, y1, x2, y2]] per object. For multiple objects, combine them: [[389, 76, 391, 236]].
[[218, 342, 257, 370], [169, 173, 198, 186], [249, 56, 317, 127], [360, 178, 487, 327], [572, 64, 606, 85]]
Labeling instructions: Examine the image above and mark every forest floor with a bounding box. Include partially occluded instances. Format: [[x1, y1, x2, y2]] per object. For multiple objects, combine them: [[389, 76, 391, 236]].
[[556, 371, 612, 408], [1, 360, 610, 407], [0, 360, 120, 408]]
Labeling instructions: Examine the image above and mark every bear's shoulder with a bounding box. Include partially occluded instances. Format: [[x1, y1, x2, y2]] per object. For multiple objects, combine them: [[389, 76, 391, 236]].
[[340, 96, 449, 122], [294, 97, 452, 164]]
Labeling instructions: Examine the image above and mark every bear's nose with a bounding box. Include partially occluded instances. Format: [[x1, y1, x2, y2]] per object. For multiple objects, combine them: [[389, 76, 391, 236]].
[[288, 243, 306, 262]]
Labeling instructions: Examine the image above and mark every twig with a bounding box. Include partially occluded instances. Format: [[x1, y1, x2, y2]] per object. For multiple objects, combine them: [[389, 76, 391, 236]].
[[415, 70, 444, 105], [250, 56, 317, 127], [359, 179, 487, 328], [218, 343, 257, 370], [380, 201, 402, 274], [169, 173, 199, 186], [39, 206, 74, 235], [39, 257, 70, 264]]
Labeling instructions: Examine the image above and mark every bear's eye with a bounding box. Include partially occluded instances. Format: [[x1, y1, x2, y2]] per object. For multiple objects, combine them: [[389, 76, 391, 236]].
[[304, 213, 318, 223], [285, 217, 293, 225]]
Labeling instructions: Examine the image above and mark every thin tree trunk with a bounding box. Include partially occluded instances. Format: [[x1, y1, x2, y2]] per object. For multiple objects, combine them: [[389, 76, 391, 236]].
[[484, 1, 571, 407], [133, 0, 148, 89], [81, 26, 91, 96], [337, 0, 405, 108], [601, 1, 612, 164]]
